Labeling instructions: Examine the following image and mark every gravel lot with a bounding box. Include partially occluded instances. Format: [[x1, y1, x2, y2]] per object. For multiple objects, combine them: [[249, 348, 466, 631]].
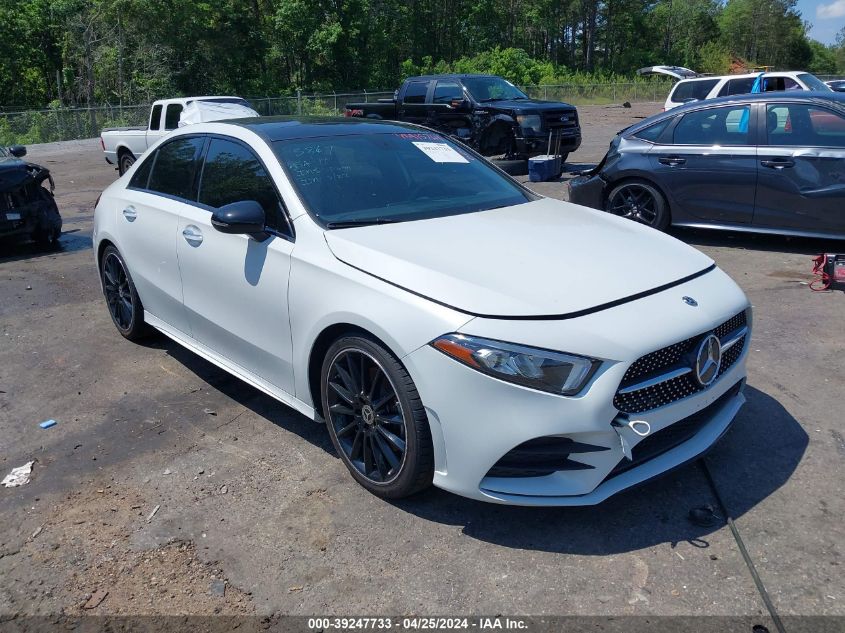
[[1, 102, 843, 624]]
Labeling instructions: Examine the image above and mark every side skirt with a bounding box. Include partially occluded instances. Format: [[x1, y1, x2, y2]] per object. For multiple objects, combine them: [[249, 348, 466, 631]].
[[144, 311, 317, 421]]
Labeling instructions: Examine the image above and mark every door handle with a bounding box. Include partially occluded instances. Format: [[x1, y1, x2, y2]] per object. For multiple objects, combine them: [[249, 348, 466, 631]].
[[122, 206, 138, 222], [182, 225, 203, 246], [658, 156, 686, 166], [761, 158, 795, 169]]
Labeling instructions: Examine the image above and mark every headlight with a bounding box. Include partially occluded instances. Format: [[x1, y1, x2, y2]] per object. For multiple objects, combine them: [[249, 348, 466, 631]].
[[431, 334, 600, 396], [516, 114, 542, 133]]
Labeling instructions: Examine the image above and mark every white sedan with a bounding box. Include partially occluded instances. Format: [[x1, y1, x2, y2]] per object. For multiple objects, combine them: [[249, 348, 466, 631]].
[[93, 118, 751, 505]]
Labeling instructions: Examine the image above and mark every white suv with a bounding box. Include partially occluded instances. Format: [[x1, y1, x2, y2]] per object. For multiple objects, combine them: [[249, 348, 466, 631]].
[[664, 71, 831, 110]]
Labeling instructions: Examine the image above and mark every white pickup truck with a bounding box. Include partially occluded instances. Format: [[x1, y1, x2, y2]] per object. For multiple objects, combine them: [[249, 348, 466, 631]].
[[101, 96, 257, 174]]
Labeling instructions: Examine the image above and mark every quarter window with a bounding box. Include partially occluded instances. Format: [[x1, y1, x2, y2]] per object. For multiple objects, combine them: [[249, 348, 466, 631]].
[[670, 79, 718, 103], [146, 137, 205, 199], [433, 81, 464, 104], [164, 104, 183, 130], [673, 105, 751, 145], [403, 81, 429, 104], [128, 154, 154, 189], [633, 118, 671, 143], [198, 138, 290, 235], [766, 104, 845, 147]]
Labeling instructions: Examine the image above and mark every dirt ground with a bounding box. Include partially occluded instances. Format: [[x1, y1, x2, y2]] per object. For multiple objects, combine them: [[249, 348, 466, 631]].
[[1, 102, 843, 626]]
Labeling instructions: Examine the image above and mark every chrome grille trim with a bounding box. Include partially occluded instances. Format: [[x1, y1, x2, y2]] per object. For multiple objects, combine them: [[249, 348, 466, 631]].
[[613, 311, 748, 414], [617, 366, 693, 395]]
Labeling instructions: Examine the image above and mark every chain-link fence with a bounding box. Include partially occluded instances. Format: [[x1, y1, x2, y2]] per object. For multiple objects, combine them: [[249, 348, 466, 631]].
[[0, 81, 676, 146]]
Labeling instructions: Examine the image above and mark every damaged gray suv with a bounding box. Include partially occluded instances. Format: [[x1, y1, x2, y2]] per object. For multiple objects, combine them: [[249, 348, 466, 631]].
[[0, 145, 62, 247]]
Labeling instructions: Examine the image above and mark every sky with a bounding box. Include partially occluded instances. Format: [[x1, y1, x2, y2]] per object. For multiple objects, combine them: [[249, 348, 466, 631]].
[[798, 0, 845, 44]]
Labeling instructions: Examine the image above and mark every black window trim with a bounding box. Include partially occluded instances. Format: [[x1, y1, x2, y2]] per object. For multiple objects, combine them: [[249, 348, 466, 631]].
[[195, 133, 296, 242]]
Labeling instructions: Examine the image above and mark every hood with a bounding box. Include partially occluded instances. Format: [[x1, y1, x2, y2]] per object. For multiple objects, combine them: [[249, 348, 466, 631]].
[[481, 99, 576, 111], [0, 157, 32, 191], [324, 198, 714, 318]]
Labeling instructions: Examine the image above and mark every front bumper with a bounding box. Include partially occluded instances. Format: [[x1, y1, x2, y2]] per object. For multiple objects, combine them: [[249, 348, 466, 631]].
[[403, 267, 750, 506], [518, 128, 582, 157], [567, 173, 606, 209]]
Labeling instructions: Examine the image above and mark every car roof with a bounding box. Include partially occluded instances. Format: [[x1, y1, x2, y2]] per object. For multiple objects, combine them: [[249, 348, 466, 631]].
[[405, 74, 502, 81], [224, 116, 426, 141], [628, 91, 845, 135], [675, 71, 811, 84]]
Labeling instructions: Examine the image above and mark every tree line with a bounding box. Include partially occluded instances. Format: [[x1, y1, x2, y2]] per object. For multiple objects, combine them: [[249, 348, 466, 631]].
[[2, 0, 844, 110]]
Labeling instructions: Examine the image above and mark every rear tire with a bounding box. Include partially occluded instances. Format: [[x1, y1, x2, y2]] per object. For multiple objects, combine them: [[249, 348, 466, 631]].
[[100, 245, 149, 341], [605, 179, 670, 230], [321, 334, 434, 499], [118, 152, 135, 176]]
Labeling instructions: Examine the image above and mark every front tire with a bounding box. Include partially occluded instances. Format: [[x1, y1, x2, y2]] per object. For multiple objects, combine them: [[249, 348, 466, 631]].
[[605, 179, 670, 230], [321, 335, 434, 499], [100, 245, 148, 341]]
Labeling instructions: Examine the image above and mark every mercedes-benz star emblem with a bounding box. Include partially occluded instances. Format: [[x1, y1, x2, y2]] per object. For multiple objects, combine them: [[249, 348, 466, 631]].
[[694, 334, 722, 387], [682, 296, 698, 306]]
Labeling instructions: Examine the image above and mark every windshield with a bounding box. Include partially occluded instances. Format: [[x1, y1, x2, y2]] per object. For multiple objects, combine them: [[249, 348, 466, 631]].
[[273, 132, 534, 226], [798, 73, 831, 91], [461, 77, 529, 102]]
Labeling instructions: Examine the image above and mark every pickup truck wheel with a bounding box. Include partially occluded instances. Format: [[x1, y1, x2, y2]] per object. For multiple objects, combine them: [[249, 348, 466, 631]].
[[491, 158, 528, 176], [118, 152, 136, 176]]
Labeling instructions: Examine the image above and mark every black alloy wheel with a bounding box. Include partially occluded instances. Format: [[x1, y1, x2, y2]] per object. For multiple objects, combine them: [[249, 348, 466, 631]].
[[100, 245, 148, 340], [321, 335, 433, 498], [606, 180, 669, 230]]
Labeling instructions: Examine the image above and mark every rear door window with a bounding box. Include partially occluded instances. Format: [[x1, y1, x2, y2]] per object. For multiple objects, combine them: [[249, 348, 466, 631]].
[[673, 105, 752, 145], [717, 78, 755, 97], [146, 136, 205, 199], [403, 81, 429, 104], [198, 138, 290, 235], [671, 79, 719, 103]]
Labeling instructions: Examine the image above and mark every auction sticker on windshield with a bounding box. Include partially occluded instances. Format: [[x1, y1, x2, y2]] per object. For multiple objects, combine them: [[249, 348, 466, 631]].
[[411, 142, 469, 163]]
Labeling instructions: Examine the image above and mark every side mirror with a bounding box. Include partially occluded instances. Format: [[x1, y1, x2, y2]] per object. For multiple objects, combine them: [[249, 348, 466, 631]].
[[449, 98, 469, 110], [9, 145, 26, 158], [211, 200, 268, 240]]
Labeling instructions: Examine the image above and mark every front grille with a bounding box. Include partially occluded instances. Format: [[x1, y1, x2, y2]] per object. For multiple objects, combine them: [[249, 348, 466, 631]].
[[605, 380, 743, 481], [486, 436, 609, 478], [542, 110, 579, 130], [614, 311, 747, 414]]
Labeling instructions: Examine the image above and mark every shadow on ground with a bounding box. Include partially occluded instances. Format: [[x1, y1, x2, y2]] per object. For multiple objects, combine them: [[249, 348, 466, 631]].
[[158, 337, 807, 555], [0, 230, 92, 264]]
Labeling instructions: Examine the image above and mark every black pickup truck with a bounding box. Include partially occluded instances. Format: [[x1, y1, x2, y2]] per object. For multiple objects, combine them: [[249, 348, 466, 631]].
[[344, 74, 581, 173]]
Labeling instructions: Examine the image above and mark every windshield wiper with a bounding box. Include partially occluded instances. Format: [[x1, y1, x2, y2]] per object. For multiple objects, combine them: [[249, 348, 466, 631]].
[[479, 97, 504, 103], [325, 218, 400, 229]]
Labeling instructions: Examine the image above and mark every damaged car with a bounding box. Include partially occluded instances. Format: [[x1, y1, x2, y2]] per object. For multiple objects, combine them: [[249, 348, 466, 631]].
[[568, 92, 845, 239], [0, 145, 62, 247]]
